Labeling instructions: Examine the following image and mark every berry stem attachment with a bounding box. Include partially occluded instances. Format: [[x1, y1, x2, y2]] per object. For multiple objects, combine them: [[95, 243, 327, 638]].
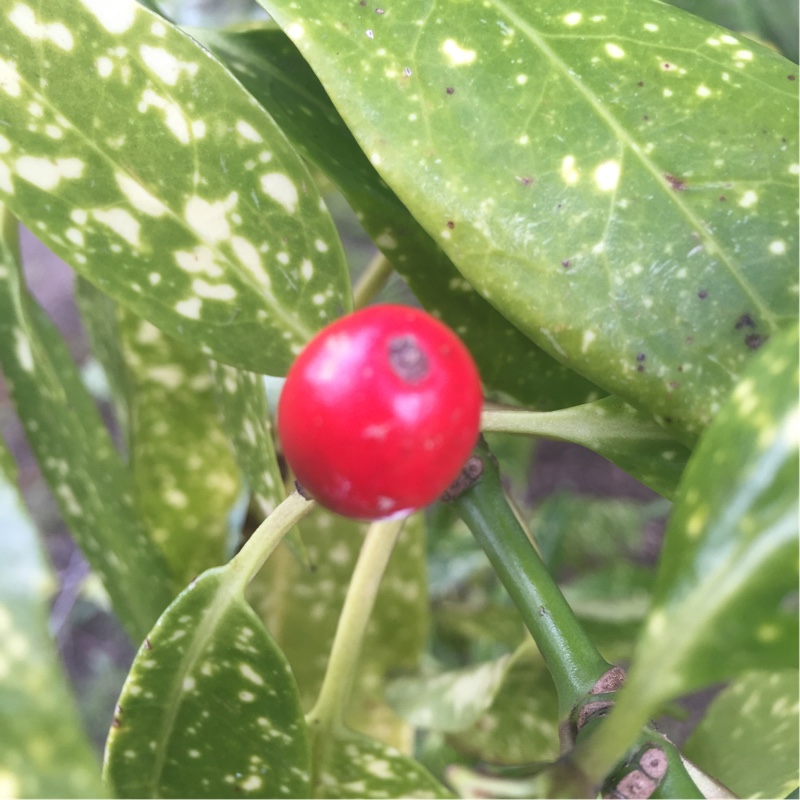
[[307, 517, 405, 732], [446, 438, 612, 718], [227, 490, 316, 590], [352, 251, 394, 309]]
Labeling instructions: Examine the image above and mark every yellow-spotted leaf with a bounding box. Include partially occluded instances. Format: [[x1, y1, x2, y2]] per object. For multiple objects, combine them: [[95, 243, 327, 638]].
[[315, 731, 452, 799], [0, 439, 105, 799], [0, 0, 350, 375], [103, 568, 311, 798], [0, 207, 173, 643], [683, 670, 800, 799], [114, 307, 242, 586], [257, 0, 798, 441], [192, 23, 600, 410], [612, 325, 798, 717], [248, 511, 428, 747]]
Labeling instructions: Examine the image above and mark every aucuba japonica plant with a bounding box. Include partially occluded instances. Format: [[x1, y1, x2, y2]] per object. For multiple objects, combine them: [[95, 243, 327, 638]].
[[0, 0, 797, 797]]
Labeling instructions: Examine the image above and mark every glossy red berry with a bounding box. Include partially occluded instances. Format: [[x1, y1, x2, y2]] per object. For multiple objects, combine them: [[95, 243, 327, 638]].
[[278, 305, 482, 520]]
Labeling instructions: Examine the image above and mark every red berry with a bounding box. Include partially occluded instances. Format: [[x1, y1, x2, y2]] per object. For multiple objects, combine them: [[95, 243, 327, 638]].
[[278, 305, 482, 520]]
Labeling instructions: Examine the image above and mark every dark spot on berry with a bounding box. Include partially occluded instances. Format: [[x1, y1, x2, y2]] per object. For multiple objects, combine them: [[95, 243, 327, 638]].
[[745, 333, 767, 350], [389, 335, 429, 383], [636, 353, 646, 362], [698, 289, 708, 299], [664, 173, 686, 191], [446, 220, 455, 229], [446, 86, 455, 94], [735, 313, 755, 330]]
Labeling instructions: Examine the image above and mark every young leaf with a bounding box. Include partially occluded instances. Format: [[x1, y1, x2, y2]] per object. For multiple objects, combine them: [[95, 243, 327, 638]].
[[617, 324, 799, 708], [0, 207, 173, 643], [0, 439, 105, 799], [191, 23, 600, 410], [683, 670, 799, 800], [257, 0, 798, 440], [0, 0, 351, 375], [103, 568, 311, 799]]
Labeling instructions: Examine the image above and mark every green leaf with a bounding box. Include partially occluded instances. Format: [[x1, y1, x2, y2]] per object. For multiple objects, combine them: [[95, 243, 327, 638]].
[[211, 363, 308, 565], [620, 324, 799, 707], [0, 207, 173, 642], [448, 646, 560, 766], [257, 0, 798, 441], [484, 395, 692, 498], [0, 0, 351, 375], [113, 306, 242, 586], [683, 670, 799, 800], [191, 22, 600, 410], [663, 0, 799, 63], [248, 510, 429, 745], [316, 731, 453, 799], [387, 654, 514, 734], [103, 567, 311, 799], [0, 438, 105, 799]]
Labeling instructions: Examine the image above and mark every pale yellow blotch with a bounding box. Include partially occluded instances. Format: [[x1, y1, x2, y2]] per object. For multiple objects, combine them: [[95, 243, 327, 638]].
[[739, 190, 758, 208], [10, 5, 74, 50], [286, 23, 304, 41], [241, 776, 263, 792], [192, 279, 236, 301], [756, 623, 780, 643], [239, 663, 265, 685], [15, 156, 84, 191], [442, 38, 477, 66], [720, 34, 739, 45], [594, 160, 620, 192], [561, 155, 579, 185], [182, 675, 196, 691], [769, 240, 786, 255], [140, 46, 198, 86], [185, 194, 236, 243], [0, 771, 20, 799], [79, 0, 135, 33], [735, 49, 753, 61], [176, 297, 202, 319], [0, 58, 22, 98], [116, 173, 167, 217], [644, 23, 658, 32], [581, 330, 596, 353], [696, 85, 711, 98], [605, 43, 625, 59], [563, 11, 582, 25], [93, 208, 141, 247], [260, 173, 298, 213], [15, 329, 34, 372], [138, 89, 190, 144], [236, 120, 262, 143], [686, 509, 707, 539]]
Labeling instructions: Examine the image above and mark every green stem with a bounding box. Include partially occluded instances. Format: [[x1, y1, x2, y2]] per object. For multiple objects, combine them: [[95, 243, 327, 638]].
[[449, 439, 611, 717], [352, 251, 394, 310], [307, 517, 405, 730], [227, 490, 316, 591]]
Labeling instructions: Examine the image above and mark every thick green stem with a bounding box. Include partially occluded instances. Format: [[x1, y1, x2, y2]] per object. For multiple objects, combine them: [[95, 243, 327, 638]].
[[448, 439, 611, 717], [227, 490, 316, 591], [352, 252, 394, 309], [308, 517, 405, 730]]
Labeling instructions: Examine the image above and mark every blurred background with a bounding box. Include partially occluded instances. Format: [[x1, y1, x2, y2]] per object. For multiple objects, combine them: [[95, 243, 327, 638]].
[[1, 0, 796, 761]]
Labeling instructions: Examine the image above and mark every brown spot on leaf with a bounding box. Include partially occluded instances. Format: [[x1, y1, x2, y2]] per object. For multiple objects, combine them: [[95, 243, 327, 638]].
[[745, 333, 767, 350], [446, 220, 455, 229], [144, 638, 152, 650], [561, 259, 571, 268], [664, 173, 686, 191], [516, 175, 534, 186], [636, 353, 646, 362], [698, 289, 708, 299], [735, 313, 755, 330], [789, 75, 796, 81], [446, 86, 455, 94]]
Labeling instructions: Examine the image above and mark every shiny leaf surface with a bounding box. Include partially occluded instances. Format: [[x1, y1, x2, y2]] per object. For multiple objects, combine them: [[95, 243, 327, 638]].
[[257, 0, 798, 440], [622, 324, 799, 706], [192, 22, 600, 410], [0, 0, 351, 375]]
